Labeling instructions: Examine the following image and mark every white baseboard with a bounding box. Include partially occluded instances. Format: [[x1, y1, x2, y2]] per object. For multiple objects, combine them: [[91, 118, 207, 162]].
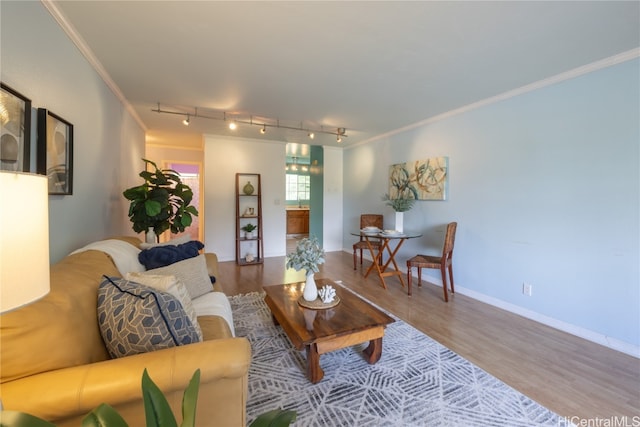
[[454, 285, 639, 359], [345, 248, 640, 358]]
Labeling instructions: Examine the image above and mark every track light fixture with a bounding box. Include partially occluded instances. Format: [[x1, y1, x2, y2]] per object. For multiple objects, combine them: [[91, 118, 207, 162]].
[[152, 103, 348, 142]]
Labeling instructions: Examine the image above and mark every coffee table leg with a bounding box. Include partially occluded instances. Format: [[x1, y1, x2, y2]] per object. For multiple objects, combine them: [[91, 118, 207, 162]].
[[271, 313, 279, 326], [363, 338, 383, 364], [306, 343, 324, 383]]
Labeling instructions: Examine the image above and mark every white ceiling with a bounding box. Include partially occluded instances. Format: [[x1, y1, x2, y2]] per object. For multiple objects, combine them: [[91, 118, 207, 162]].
[[52, 1, 639, 147]]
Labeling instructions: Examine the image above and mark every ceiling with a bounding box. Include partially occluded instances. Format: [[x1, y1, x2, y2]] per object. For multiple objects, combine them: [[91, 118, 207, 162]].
[[52, 1, 639, 148]]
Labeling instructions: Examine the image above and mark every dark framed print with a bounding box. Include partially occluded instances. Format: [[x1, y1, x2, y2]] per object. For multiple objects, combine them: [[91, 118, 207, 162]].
[[0, 83, 32, 172], [37, 108, 73, 195]]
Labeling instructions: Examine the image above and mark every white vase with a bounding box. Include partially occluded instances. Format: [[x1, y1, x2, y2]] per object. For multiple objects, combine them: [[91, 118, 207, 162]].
[[395, 211, 404, 233], [145, 230, 157, 244], [303, 272, 318, 301]]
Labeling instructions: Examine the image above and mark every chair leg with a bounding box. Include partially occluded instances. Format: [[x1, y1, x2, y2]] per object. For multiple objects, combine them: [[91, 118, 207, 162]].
[[417, 268, 422, 287], [407, 265, 412, 296], [353, 250, 357, 270], [359, 248, 363, 266], [448, 263, 455, 294], [440, 264, 449, 302]]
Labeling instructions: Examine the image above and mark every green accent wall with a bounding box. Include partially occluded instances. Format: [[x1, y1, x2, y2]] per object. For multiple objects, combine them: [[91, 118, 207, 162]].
[[309, 146, 323, 246]]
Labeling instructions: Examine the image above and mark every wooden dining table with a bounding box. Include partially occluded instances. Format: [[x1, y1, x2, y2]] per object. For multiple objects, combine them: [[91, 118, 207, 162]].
[[351, 230, 422, 291]]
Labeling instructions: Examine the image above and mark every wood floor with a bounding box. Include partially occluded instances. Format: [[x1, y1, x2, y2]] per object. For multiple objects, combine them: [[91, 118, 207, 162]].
[[216, 250, 640, 421]]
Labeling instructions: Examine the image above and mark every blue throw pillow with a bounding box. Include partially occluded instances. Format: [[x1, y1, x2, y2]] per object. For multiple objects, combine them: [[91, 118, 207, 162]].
[[138, 240, 204, 270], [97, 276, 200, 358]]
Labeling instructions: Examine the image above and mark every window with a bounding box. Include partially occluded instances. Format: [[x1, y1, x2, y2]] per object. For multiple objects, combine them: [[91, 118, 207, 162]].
[[286, 174, 310, 201]]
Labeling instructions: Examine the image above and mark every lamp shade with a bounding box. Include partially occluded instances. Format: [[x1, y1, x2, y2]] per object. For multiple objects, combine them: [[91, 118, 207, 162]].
[[0, 172, 50, 313]]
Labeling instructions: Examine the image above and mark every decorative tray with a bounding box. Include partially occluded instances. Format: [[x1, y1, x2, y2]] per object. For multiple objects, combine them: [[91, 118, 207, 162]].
[[298, 295, 341, 310]]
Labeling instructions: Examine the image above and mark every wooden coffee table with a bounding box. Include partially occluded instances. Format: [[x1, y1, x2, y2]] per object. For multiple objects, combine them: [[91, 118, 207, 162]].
[[263, 278, 395, 383]]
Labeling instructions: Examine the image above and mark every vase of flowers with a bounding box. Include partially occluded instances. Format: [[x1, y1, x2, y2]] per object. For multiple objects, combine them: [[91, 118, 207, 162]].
[[382, 193, 415, 233], [285, 236, 325, 301]]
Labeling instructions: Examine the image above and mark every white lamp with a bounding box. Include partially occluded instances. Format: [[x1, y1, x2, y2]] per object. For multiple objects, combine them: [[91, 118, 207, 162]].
[[0, 172, 50, 313]]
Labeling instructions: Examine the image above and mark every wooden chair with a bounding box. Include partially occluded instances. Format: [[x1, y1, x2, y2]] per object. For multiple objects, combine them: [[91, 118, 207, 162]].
[[406, 222, 457, 301], [353, 214, 383, 269]]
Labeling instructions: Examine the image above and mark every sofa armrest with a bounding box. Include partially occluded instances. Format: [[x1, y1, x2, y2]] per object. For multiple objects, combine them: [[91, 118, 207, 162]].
[[0, 338, 251, 424], [204, 252, 224, 292]]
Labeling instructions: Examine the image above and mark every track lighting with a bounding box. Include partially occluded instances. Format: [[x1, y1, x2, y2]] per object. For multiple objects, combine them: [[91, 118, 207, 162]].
[[152, 103, 348, 141]]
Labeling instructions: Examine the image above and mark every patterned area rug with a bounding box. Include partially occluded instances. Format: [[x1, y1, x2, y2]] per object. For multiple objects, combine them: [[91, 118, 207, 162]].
[[230, 292, 567, 427]]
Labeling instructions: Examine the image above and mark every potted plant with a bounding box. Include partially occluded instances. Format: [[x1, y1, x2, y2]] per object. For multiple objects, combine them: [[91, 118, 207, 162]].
[[285, 236, 325, 302], [123, 159, 198, 243], [382, 193, 415, 233], [241, 223, 257, 239]]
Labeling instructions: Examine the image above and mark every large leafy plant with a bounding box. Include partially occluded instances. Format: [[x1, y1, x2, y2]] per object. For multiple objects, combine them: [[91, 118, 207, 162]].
[[123, 159, 198, 237]]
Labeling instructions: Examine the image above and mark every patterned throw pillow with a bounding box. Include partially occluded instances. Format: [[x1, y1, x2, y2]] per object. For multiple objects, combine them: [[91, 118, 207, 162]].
[[143, 255, 212, 299], [98, 276, 200, 358]]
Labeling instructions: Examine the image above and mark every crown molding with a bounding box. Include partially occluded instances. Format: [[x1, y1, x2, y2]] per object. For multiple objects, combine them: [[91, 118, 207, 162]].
[[351, 47, 640, 149], [41, 0, 147, 132]]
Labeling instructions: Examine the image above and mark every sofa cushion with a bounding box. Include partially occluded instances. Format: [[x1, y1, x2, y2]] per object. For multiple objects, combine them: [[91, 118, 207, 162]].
[[143, 255, 212, 299], [138, 240, 204, 270], [98, 276, 200, 359], [0, 250, 117, 383], [192, 292, 235, 337], [125, 272, 203, 341]]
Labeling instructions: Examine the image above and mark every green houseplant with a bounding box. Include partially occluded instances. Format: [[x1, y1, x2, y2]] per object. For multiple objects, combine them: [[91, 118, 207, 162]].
[[382, 193, 415, 233], [123, 159, 198, 242], [381, 193, 415, 213], [285, 236, 325, 302]]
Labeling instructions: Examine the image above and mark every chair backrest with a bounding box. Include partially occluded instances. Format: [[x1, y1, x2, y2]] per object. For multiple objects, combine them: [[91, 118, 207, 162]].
[[360, 214, 383, 229], [442, 222, 457, 259]]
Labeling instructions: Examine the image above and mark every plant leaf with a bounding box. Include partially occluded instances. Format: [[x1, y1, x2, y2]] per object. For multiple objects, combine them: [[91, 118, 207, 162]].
[[81, 403, 129, 427], [180, 369, 200, 427], [0, 411, 58, 427], [144, 200, 162, 217], [142, 369, 178, 427], [249, 409, 297, 427]]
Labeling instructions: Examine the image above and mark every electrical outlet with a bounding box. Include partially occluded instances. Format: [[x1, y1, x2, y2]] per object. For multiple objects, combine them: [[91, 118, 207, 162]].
[[522, 282, 533, 296]]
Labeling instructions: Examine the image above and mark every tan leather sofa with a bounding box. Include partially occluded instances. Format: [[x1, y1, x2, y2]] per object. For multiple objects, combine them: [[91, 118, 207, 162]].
[[0, 237, 251, 426]]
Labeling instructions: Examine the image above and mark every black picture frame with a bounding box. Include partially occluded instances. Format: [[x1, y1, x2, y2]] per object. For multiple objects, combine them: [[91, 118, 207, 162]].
[[0, 83, 32, 172], [37, 108, 74, 195]]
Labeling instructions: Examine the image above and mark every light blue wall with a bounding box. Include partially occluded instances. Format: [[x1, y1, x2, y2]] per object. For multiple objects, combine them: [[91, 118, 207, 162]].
[[1, 2, 146, 262], [344, 59, 639, 351]]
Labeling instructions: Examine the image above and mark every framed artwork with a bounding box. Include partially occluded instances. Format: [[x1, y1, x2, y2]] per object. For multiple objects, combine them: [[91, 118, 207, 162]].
[[389, 157, 448, 201], [0, 83, 32, 172], [37, 108, 74, 195]]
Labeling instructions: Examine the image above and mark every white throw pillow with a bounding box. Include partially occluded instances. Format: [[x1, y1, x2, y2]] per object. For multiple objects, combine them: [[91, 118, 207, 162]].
[[143, 254, 212, 299], [125, 273, 203, 341], [140, 234, 191, 249]]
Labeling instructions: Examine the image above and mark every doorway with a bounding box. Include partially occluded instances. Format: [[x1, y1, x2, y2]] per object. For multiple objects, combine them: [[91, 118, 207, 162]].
[[162, 161, 203, 243]]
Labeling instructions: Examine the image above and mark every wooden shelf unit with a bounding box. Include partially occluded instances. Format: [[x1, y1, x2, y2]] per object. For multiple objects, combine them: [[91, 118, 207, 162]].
[[235, 173, 264, 265]]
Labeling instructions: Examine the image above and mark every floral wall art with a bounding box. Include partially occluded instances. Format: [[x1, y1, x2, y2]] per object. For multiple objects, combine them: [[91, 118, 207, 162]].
[[389, 157, 448, 201]]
